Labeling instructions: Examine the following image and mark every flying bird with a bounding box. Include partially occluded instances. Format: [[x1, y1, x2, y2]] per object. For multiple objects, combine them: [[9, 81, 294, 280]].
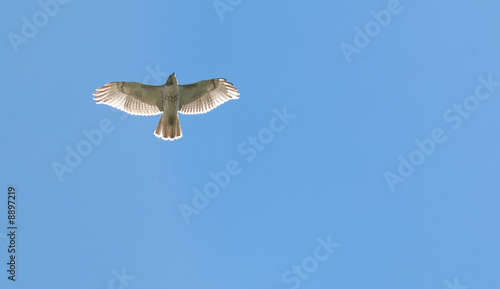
[[93, 73, 239, 140]]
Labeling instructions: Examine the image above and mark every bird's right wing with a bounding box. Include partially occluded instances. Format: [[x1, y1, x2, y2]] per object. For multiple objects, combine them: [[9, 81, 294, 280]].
[[93, 82, 163, 116], [178, 78, 239, 115]]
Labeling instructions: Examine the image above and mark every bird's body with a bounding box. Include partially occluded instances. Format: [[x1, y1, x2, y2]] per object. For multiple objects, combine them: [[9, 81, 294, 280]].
[[93, 73, 239, 140], [156, 74, 181, 139]]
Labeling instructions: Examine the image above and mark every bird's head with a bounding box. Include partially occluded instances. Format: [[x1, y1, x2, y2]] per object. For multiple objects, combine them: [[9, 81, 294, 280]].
[[166, 73, 177, 86]]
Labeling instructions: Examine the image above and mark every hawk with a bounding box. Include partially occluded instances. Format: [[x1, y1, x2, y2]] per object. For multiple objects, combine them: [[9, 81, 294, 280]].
[[93, 73, 239, 140]]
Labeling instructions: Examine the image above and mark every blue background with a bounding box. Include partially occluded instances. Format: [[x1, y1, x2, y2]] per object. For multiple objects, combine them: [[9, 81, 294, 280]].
[[1, 0, 500, 288]]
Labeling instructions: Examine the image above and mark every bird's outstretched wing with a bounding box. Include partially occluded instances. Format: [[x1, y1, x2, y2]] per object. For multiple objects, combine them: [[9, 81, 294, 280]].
[[93, 82, 163, 116], [178, 79, 239, 115]]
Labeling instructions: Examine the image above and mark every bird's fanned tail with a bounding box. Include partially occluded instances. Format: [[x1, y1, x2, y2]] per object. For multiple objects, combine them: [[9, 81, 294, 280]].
[[154, 113, 182, 140]]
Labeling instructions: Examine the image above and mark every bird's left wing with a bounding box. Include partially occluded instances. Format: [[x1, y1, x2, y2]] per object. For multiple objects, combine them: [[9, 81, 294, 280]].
[[93, 82, 163, 116], [178, 78, 239, 115]]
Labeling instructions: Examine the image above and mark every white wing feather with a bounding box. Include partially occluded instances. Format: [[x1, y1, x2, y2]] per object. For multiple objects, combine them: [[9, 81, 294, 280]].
[[178, 79, 239, 115], [93, 82, 163, 116]]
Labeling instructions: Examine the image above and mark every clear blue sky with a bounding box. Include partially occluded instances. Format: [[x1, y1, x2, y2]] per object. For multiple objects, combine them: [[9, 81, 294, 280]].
[[1, 0, 500, 288]]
